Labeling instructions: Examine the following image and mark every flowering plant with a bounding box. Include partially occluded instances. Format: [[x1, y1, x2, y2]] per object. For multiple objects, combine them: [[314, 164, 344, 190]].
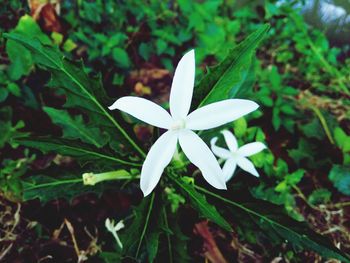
[[4, 21, 349, 262], [109, 50, 258, 196]]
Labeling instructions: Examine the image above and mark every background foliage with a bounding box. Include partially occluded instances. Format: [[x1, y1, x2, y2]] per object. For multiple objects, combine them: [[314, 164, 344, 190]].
[[0, 0, 350, 262]]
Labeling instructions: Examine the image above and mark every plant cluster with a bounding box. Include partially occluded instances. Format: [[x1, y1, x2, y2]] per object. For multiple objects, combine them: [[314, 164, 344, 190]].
[[0, 0, 349, 262]]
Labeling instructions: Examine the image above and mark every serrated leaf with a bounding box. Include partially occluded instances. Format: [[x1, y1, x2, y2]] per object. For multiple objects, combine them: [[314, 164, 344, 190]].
[[22, 174, 84, 203], [43, 107, 109, 148], [4, 32, 145, 157], [170, 176, 232, 232], [193, 24, 269, 107], [14, 137, 140, 167], [22, 172, 128, 204], [197, 186, 350, 263]]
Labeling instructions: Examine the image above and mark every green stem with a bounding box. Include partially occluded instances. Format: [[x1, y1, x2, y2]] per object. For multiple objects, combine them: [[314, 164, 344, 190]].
[[193, 185, 281, 225], [61, 69, 146, 157], [62, 145, 142, 167], [136, 193, 155, 258], [25, 178, 83, 191], [309, 105, 335, 144], [162, 207, 173, 263]]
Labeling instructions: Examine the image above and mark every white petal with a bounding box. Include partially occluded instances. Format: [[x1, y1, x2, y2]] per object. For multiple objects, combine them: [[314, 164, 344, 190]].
[[221, 130, 238, 152], [236, 157, 259, 177], [109, 96, 172, 129], [179, 130, 226, 190], [141, 131, 178, 196], [210, 137, 231, 159], [223, 158, 237, 182], [186, 99, 259, 130], [169, 50, 195, 119], [237, 142, 266, 157]]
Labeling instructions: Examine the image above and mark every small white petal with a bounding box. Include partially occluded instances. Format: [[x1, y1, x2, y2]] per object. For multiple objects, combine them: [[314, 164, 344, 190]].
[[105, 218, 113, 231], [236, 157, 259, 177], [115, 221, 125, 231], [109, 96, 172, 129], [237, 142, 266, 157], [170, 50, 195, 119], [179, 130, 226, 190], [141, 131, 178, 196], [223, 158, 237, 182], [210, 137, 231, 159], [221, 130, 238, 152], [186, 99, 259, 130]]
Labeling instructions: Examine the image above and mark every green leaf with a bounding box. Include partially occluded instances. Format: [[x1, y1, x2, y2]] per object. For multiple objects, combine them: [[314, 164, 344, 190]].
[[4, 32, 145, 157], [196, 186, 350, 263], [0, 88, 8, 103], [6, 15, 51, 80], [62, 38, 77, 52], [122, 194, 158, 260], [300, 118, 325, 140], [21, 173, 127, 204], [22, 169, 137, 204], [156, 39, 167, 55], [1, 155, 34, 201], [275, 169, 305, 192], [14, 137, 140, 167], [43, 107, 109, 148], [329, 165, 350, 195], [193, 24, 269, 107], [0, 106, 27, 148], [170, 175, 232, 232], [288, 139, 316, 167], [112, 47, 131, 68], [22, 174, 83, 203], [99, 252, 121, 263], [7, 82, 21, 96], [308, 189, 332, 205], [22, 169, 136, 204], [269, 65, 281, 90], [334, 127, 350, 152], [139, 42, 152, 60], [146, 217, 163, 263]]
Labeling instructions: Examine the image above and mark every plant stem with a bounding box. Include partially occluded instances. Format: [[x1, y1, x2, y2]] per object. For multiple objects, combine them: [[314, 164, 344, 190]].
[[309, 105, 335, 144], [162, 207, 173, 263], [136, 193, 155, 258]]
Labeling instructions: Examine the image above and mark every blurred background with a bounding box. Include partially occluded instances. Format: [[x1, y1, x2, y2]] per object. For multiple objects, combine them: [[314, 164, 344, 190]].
[[0, 0, 350, 262]]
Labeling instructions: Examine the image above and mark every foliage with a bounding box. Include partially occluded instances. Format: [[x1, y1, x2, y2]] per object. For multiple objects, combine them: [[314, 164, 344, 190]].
[[329, 165, 350, 196], [1, 0, 350, 262]]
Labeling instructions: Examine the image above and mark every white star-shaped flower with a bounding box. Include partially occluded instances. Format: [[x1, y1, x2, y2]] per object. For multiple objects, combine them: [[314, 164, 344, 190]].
[[109, 50, 259, 196], [105, 218, 125, 249], [211, 130, 266, 181]]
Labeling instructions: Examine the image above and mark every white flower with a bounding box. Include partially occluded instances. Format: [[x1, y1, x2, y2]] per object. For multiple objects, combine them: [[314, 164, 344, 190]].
[[105, 218, 124, 249], [109, 50, 259, 196], [211, 130, 266, 181]]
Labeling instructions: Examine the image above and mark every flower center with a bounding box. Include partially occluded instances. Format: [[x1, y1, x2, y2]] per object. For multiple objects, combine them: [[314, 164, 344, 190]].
[[231, 152, 239, 159], [171, 119, 186, 131]]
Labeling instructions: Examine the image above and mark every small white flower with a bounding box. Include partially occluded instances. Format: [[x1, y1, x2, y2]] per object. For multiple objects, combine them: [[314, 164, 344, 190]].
[[109, 50, 259, 196], [211, 130, 266, 181], [105, 218, 124, 249]]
